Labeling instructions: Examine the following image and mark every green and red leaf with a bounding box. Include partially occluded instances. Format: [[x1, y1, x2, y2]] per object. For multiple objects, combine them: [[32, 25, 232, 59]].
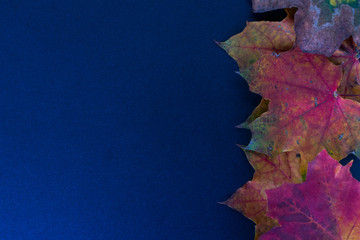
[[218, 9, 295, 79], [220, 20, 360, 131], [225, 150, 305, 239], [245, 46, 360, 162]]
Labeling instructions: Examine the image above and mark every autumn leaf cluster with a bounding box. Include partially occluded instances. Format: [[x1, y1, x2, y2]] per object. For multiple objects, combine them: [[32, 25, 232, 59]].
[[218, 1, 360, 239]]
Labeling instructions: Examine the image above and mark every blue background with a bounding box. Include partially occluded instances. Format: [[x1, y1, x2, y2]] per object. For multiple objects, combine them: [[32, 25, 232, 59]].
[[2, 1, 357, 240]]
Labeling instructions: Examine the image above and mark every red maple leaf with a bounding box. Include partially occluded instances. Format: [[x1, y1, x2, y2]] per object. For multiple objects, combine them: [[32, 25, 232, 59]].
[[260, 150, 360, 240], [245, 46, 360, 163], [239, 37, 360, 127]]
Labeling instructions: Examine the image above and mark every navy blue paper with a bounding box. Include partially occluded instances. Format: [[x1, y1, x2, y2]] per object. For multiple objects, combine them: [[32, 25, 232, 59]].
[[0, 1, 329, 239]]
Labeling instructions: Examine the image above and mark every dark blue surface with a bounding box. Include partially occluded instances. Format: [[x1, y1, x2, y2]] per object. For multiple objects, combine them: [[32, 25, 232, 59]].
[[1, 1, 351, 240]]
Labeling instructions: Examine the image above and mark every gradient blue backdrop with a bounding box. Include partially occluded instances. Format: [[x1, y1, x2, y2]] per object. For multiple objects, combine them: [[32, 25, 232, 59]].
[[1, 1, 358, 240]]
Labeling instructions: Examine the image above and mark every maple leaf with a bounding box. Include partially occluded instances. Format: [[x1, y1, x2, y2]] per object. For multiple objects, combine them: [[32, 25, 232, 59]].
[[218, 9, 295, 79], [260, 150, 360, 240], [218, 9, 294, 130], [245, 46, 360, 163], [218, 9, 360, 162], [225, 150, 305, 239], [239, 37, 360, 129], [252, 0, 360, 56]]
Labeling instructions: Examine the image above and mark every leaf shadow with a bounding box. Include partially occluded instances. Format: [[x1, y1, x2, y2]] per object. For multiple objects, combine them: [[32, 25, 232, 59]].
[[340, 153, 360, 181], [247, 0, 287, 21], [251, 9, 287, 21]]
